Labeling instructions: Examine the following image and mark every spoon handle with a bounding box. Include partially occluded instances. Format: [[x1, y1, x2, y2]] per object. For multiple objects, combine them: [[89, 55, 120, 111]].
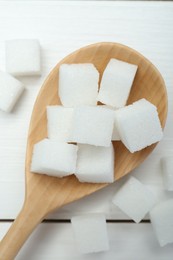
[[0, 199, 47, 260]]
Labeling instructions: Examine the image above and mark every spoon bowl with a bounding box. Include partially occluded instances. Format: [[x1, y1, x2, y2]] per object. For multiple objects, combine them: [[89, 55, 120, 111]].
[[0, 42, 167, 260]]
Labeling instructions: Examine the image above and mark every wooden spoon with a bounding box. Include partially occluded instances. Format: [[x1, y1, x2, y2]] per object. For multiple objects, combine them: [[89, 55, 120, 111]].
[[0, 42, 167, 260]]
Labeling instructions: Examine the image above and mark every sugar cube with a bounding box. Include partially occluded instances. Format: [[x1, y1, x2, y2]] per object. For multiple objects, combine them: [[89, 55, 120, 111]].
[[70, 106, 114, 147], [6, 39, 41, 76], [101, 105, 120, 141], [59, 63, 99, 107], [161, 156, 173, 191], [47, 106, 73, 142], [150, 199, 173, 246], [31, 139, 78, 177], [0, 71, 24, 112], [115, 98, 163, 153], [112, 124, 121, 141], [75, 143, 114, 183], [112, 176, 156, 223], [71, 213, 109, 254], [97, 58, 137, 108]]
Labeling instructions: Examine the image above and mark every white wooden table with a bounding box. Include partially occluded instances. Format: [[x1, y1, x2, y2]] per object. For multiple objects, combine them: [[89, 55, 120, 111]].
[[0, 1, 173, 259]]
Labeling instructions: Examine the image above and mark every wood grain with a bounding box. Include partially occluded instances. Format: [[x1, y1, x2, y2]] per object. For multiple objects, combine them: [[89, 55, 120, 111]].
[[0, 42, 168, 260]]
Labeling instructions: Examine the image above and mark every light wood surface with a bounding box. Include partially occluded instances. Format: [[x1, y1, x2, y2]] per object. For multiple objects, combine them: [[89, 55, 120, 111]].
[[1, 222, 173, 260], [0, 42, 168, 259], [0, 1, 173, 259]]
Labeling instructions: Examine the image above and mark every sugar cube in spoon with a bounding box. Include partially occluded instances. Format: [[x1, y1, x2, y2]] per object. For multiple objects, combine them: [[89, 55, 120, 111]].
[[59, 63, 99, 107], [31, 139, 78, 177], [70, 106, 114, 147], [75, 143, 114, 183], [47, 106, 73, 142], [115, 98, 163, 153], [101, 105, 120, 141], [97, 58, 137, 108]]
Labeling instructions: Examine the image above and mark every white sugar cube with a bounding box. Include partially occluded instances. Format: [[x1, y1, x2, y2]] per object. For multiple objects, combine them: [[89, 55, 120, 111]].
[[59, 63, 99, 107], [101, 105, 120, 141], [112, 124, 121, 141], [97, 58, 137, 108], [161, 156, 173, 191], [6, 39, 41, 76], [47, 106, 73, 142], [75, 143, 114, 183], [70, 106, 114, 147], [0, 71, 24, 112], [71, 213, 109, 254], [31, 139, 77, 177], [115, 98, 163, 153], [150, 199, 173, 246], [112, 176, 156, 223]]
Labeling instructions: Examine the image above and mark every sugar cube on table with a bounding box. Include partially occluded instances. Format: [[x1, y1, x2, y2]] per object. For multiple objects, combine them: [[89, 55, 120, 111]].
[[97, 58, 137, 108], [59, 63, 99, 107], [70, 106, 114, 147], [112, 176, 156, 223], [31, 139, 78, 177], [75, 143, 114, 183], [150, 199, 173, 247], [71, 213, 109, 254], [47, 106, 73, 142], [6, 39, 41, 76], [115, 98, 163, 153], [0, 71, 24, 112], [160, 156, 173, 191]]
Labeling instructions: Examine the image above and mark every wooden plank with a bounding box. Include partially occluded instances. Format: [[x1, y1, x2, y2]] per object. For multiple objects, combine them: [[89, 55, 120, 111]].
[[0, 179, 173, 220], [0, 222, 173, 259]]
